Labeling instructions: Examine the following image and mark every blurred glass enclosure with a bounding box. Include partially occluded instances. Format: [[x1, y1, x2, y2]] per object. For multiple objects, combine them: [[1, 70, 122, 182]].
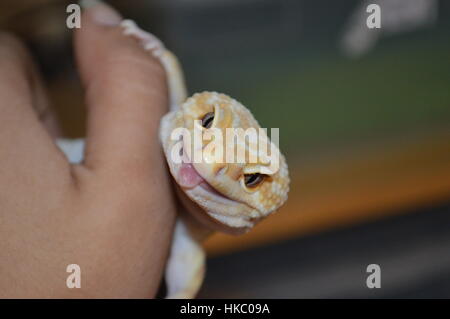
[[1, 0, 450, 297]]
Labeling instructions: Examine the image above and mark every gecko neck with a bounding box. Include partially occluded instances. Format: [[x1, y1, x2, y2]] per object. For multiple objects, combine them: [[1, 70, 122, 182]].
[[179, 211, 214, 242], [174, 184, 248, 238]]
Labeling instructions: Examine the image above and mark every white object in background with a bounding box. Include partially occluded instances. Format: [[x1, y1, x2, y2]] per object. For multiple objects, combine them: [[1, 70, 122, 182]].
[[340, 0, 438, 57]]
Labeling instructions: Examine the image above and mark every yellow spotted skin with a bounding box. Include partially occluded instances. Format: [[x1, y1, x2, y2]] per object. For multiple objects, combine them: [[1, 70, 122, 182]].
[[161, 91, 290, 229], [117, 19, 290, 298]]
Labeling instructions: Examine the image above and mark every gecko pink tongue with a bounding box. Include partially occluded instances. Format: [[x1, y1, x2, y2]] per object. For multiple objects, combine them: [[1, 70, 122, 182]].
[[179, 163, 205, 188]]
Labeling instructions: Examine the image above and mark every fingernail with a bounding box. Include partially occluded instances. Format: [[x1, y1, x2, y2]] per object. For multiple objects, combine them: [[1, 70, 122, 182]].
[[79, 0, 122, 26]]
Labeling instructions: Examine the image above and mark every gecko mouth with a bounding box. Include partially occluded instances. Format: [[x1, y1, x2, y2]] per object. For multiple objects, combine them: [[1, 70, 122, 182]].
[[177, 143, 227, 198], [174, 143, 261, 229], [176, 142, 253, 209], [178, 162, 225, 199], [178, 161, 258, 214], [178, 162, 229, 200]]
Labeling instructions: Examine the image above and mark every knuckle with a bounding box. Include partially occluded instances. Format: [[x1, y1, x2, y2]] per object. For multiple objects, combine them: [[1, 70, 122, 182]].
[[86, 50, 167, 103], [103, 33, 166, 76], [106, 54, 166, 87]]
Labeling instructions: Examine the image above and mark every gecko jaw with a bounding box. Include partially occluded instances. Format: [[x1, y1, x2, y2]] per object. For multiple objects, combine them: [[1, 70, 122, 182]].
[[177, 156, 262, 219], [199, 180, 231, 202], [177, 135, 261, 214], [178, 162, 237, 205]]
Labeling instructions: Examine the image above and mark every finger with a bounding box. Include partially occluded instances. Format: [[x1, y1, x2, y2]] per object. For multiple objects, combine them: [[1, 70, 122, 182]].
[[74, 1, 169, 172], [0, 32, 57, 134], [0, 32, 68, 174], [30, 59, 61, 138]]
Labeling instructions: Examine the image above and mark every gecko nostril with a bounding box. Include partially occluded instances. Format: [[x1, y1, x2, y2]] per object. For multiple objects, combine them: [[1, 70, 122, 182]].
[[215, 166, 227, 176]]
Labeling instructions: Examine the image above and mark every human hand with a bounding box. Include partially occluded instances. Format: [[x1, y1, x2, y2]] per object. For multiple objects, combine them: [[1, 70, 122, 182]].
[[0, 2, 175, 298]]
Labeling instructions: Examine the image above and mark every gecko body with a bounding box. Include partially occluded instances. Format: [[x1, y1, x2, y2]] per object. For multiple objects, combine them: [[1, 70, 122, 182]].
[[57, 19, 289, 298]]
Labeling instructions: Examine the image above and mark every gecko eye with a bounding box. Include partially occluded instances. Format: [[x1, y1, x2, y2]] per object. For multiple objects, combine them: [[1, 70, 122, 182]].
[[244, 173, 266, 188], [201, 112, 215, 129]]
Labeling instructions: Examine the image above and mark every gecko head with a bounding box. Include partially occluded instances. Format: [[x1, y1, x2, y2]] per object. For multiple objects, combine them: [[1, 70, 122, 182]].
[[161, 92, 289, 232]]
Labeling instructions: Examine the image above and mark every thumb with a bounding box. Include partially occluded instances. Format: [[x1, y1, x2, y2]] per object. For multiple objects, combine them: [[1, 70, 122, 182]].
[[75, 0, 168, 173]]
